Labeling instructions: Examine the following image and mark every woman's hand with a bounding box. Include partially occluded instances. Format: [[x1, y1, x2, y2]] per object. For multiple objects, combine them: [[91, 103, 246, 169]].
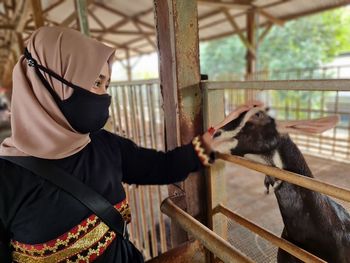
[[201, 101, 263, 154]]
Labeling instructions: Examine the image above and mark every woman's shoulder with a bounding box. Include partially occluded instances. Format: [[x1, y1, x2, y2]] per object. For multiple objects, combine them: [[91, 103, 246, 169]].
[[90, 129, 131, 146], [0, 157, 43, 227], [0, 157, 41, 184]]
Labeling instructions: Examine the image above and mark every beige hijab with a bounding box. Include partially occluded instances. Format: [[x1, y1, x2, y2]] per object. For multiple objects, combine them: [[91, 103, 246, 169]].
[[0, 26, 115, 159]]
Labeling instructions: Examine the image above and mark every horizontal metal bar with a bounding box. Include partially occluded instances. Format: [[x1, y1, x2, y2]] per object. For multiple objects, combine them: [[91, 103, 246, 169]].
[[216, 153, 350, 203], [160, 199, 253, 263], [252, 64, 350, 74], [213, 205, 326, 263], [111, 79, 160, 86], [202, 79, 350, 91]]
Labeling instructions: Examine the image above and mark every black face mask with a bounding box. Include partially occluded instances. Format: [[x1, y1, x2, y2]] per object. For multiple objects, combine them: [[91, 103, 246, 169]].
[[24, 48, 111, 134]]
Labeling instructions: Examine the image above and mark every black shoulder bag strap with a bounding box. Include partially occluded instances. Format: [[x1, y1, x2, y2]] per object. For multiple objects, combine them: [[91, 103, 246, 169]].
[[0, 219, 11, 263], [0, 156, 127, 239]]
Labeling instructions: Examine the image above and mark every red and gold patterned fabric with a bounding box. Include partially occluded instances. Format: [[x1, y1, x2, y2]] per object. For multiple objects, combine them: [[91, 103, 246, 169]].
[[11, 199, 131, 263]]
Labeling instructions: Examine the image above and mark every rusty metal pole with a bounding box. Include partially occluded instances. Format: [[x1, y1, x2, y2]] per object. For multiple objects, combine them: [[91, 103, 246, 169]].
[[154, 0, 207, 247]]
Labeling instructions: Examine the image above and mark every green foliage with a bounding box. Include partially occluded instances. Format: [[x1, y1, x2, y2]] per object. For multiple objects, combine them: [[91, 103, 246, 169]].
[[200, 7, 350, 80]]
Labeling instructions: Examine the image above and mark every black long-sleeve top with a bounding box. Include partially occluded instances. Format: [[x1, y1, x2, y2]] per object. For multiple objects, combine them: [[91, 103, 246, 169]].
[[0, 129, 203, 262]]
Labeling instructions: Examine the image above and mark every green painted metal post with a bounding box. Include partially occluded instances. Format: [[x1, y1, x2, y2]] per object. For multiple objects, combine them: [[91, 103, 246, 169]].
[[75, 0, 90, 36]]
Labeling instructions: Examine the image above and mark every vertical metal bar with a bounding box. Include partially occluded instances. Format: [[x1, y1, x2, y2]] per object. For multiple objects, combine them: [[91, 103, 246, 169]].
[[318, 91, 325, 154], [295, 90, 301, 143], [126, 49, 132, 81], [332, 91, 339, 155], [139, 186, 150, 259], [148, 185, 158, 257], [347, 105, 350, 159], [309, 69, 314, 79], [114, 87, 124, 135], [158, 187, 168, 252], [75, 0, 90, 36], [306, 91, 312, 150], [132, 186, 143, 250], [122, 86, 131, 137], [142, 84, 158, 256], [297, 69, 301, 80], [148, 84, 168, 252], [109, 87, 118, 133], [128, 86, 138, 142], [124, 185, 134, 241], [147, 85, 157, 149], [138, 85, 148, 147]]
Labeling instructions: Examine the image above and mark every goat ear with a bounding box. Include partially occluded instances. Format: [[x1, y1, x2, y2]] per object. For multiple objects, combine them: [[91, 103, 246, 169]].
[[276, 115, 339, 135]]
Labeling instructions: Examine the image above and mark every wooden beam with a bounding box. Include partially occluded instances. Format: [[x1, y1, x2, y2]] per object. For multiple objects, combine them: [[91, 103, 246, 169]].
[[96, 37, 145, 55], [125, 48, 132, 81], [90, 29, 154, 35], [197, 0, 253, 10], [258, 22, 272, 44], [94, 2, 154, 30], [75, 0, 90, 36], [0, 24, 14, 30], [60, 0, 93, 27], [133, 21, 156, 49], [246, 9, 256, 78], [13, 0, 31, 32], [88, 8, 106, 30], [1, 0, 32, 87], [89, 7, 154, 46], [257, 8, 284, 26], [43, 0, 64, 14], [30, 0, 44, 28], [223, 9, 255, 56]]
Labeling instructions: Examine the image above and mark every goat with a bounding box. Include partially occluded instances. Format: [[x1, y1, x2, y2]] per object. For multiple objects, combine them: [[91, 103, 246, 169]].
[[212, 107, 350, 263]]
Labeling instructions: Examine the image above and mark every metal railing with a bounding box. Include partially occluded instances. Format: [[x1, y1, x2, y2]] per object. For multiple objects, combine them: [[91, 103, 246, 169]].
[[161, 199, 254, 263], [203, 79, 350, 262], [225, 64, 350, 81], [204, 79, 350, 163], [106, 77, 350, 262], [108, 79, 169, 260]]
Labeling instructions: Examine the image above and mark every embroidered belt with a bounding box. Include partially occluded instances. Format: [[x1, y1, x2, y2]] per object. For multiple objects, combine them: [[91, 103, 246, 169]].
[[11, 199, 131, 263]]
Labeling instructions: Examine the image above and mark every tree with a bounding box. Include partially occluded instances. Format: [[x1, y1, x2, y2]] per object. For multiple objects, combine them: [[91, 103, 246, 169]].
[[200, 7, 350, 80]]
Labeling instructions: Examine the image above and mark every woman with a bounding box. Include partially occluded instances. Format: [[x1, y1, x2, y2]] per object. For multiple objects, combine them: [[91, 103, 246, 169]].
[[0, 26, 259, 262]]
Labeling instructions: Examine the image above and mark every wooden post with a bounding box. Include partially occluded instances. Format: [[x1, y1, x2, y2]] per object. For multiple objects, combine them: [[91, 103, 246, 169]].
[[75, 0, 90, 36], [246, 9, 256, 79], [154, 0, 207, 247], [125, 49, 132, 81], [30, 0, 44, 28]]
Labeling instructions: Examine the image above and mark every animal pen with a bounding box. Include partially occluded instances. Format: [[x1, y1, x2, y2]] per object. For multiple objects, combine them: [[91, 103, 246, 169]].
[[1, 0, 350, 262]]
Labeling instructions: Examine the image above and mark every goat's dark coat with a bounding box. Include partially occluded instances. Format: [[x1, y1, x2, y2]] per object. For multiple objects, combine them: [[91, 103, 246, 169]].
[[216, 109, 350, 263]]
